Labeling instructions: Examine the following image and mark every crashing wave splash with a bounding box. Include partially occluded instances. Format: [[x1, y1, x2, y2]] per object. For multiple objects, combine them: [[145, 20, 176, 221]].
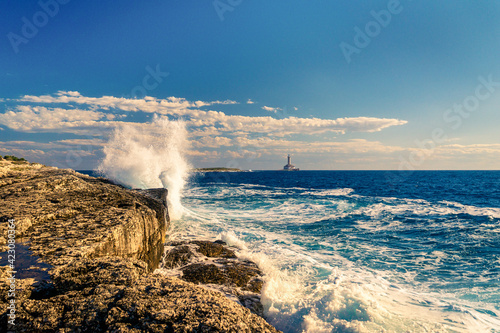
[[97, 116, 190, 220]]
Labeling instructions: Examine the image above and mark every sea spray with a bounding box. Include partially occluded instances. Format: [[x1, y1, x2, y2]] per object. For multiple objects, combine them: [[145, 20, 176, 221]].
[[169, 174, 500, 332], [97, 116, 190, 219]]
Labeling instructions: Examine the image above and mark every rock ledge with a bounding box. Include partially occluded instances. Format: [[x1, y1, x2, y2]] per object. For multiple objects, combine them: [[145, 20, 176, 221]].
[[0, 161, 280, 332]]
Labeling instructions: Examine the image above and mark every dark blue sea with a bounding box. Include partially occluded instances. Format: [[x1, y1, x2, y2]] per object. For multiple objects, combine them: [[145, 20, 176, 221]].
[[84, 170, 500, 332]]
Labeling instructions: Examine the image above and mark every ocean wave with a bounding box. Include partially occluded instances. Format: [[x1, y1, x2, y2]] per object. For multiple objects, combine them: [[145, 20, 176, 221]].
[[300, 188, 355, 197], [209, 229, 497, 332], [177, 180, 500, 332], [355, 198, 500, 220]]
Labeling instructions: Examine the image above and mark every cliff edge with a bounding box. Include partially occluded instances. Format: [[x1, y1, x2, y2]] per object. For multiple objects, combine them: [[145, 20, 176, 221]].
[[0, 160, 280, 332]]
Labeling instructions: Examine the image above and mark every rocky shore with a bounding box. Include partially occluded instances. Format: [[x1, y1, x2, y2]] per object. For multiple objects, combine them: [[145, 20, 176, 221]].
[[0, 160, 280, 332]]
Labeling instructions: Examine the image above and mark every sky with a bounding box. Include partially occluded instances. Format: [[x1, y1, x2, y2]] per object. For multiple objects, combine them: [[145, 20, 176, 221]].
[[1, 0, 500, 170]]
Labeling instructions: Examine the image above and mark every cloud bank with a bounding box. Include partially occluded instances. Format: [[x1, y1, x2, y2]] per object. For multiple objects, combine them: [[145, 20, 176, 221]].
[[5, 91, 407, 135], [0, 91, 411, 168]]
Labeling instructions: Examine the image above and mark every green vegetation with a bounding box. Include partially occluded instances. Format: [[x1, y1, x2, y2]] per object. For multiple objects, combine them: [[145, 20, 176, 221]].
[[3, 155, 27, 162]]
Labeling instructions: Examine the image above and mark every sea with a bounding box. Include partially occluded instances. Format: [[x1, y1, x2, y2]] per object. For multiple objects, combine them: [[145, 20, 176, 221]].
[[80, 169, 500, 332], [80, 119, 500, 332], [172, 170, 499, 333]]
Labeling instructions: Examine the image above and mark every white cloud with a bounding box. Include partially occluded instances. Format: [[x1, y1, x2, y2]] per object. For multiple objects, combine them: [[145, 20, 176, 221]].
[[1, 140, 67, 149], [0, 139, 105, 150], [1, 91, 413, 167], [0, 105, 109, 132], [434, 143, 500, 155], [18, 91, 237, 113], [262, 106, 281, 113], [212, 100, 238, 105], [56, 138, 106, 146], [19, 92, 195, 114], [185, 150, 220, 157], [192, 136, 233, 148], [5, 92, 408, 137], [226, 150, 262, 159], [0, 147, 46, 159], [219, 138, 404, 155], [187, 114, 406, 136], [189, 126, 222, 137], [64, 91, 81, 97], [0, 140, 100, 169]]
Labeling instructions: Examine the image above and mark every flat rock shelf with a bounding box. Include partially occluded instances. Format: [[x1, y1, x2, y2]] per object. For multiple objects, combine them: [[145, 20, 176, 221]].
[[0, 160, 280, 332]]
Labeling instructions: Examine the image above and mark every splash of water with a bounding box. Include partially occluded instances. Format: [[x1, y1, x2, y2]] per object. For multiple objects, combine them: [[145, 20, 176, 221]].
[[96, 116, 190, 220]]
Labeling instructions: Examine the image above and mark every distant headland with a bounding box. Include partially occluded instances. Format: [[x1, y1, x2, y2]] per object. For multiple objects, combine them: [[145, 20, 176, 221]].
[[192, 167, 245, 172]]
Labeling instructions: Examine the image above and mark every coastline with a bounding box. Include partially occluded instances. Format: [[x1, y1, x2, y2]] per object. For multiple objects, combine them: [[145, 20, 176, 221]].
[[0, 160, 280, 332]]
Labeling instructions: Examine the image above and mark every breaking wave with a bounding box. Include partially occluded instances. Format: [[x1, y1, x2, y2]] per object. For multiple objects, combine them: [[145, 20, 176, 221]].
[[96, 116, 190, 220]]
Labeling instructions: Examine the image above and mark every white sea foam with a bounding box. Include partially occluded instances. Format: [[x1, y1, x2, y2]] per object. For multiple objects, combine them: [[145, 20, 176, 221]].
[[301, 188, 355, 197], [234, 234, 457, 332], [218, 230, 247, 250], [439, 200, 500, 219], [96, 116, 190, 220], [169, 182, 500, 332], [352, 197, 500, 220]]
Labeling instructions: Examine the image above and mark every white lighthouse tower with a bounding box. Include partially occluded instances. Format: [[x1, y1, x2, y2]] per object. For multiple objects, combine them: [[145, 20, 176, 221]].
[[283, 154, 299, 171]]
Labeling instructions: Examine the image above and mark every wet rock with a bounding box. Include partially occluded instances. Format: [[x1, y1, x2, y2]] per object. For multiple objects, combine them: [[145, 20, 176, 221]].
[[0, 160, 281, 332], [224, 261, 262, 291], [182, 263, 228, 285], [181, 260, 263, 291], [137, 188, 169, 223], [239, 295, 265, 318], [162, 245, 195, 269], [191, 240, 237, 258], [3, 257, 280, 332], [160, 240, 266, 317]]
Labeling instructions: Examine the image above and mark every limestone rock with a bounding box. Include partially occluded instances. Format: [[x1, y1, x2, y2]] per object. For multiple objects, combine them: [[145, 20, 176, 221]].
[[2, 257, 279, 332], [160, 240, 266, 317], [0, 160, 281, 332], [0, 160, 167, 271]]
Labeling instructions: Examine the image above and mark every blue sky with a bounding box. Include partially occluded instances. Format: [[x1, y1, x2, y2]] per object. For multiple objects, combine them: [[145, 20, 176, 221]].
[[1, 0, 499, 170]]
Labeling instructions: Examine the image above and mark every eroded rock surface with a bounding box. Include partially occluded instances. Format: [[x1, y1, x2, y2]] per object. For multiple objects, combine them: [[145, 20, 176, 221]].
[[160, 240, 265, 317], [0, 160, 167, 270], [1, 257, 279, 332], [0, 161, 280, 332]]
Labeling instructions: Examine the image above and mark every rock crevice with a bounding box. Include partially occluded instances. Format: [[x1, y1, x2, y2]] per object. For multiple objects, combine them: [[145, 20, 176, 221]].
[[0, 161, 280, 332], [0, 161, 167, 271]]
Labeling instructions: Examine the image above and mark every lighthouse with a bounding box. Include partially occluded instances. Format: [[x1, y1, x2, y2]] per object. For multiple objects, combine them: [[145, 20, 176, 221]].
[[283, 154, 299, 171]]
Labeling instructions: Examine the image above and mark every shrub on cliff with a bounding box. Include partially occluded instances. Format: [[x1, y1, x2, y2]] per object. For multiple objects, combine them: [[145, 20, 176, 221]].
[[3, 155, 26, 161]]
